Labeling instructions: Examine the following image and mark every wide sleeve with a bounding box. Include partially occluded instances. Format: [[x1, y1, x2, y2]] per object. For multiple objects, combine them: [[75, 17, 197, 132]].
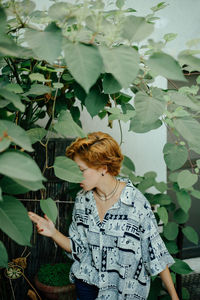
[[66, 195, 87, 262], [140, 201, 175, 277]]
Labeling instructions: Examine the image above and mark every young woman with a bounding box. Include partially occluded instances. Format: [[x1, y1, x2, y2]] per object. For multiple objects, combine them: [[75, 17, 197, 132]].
[[28, 131, 179, 300]]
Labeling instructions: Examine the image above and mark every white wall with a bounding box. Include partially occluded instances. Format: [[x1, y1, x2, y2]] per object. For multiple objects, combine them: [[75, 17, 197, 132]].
[[33, 0, 200, 181]]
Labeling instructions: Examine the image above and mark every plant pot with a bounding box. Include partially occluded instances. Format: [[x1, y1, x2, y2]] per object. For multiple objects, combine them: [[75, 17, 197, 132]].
[[34, 275, 76, 300]]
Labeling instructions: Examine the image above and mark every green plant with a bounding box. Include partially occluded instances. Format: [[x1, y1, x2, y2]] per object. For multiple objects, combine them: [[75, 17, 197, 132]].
[[37, 262, 71, 286], [0, 0, 200, 299]]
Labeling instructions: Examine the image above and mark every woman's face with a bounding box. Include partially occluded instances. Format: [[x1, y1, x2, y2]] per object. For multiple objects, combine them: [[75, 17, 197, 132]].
[[74, 155, 103, 191]]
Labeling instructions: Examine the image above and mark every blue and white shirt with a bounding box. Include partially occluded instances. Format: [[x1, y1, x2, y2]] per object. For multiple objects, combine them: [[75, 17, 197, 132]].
[[68, 178, 174, 300]]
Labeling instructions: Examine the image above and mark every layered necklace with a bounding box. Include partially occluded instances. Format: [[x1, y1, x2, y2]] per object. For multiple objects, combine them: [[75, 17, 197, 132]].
[[95, 179, 120, 201]]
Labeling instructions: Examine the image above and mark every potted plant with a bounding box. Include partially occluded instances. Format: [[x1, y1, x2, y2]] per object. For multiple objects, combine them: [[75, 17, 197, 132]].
[[34, 261, 76, 300]]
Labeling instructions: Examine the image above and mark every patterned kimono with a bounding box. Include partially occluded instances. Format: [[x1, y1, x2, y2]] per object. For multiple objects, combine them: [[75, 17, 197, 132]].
[[67, 178, 174, 300]]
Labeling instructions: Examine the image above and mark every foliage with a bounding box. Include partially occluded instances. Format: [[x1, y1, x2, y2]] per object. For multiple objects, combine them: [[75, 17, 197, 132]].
[[0, 0, 200, 298], [37, 262, 71, 286]]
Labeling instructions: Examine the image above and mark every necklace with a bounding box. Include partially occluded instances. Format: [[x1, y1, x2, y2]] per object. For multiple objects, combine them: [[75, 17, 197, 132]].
[[95, 179, 119, 201]]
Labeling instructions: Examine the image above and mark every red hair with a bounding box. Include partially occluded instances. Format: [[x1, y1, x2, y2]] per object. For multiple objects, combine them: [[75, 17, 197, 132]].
[[66, 132, 123, 176]]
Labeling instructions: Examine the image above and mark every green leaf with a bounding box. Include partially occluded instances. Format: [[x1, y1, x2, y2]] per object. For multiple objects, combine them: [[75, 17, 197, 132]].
[[168, 90, 200, 111], [0, 241, 8, 267], [153, 194, 172, 206], [0, 7, 7, 34], [5, 83, 23, 94], [163, 222, 179, 240], [182, 287, 190, 300], [157, 206, 168, 225], [53, 82, 64, 89], [48, 2, 70, 21], [103, 73, 122, 94], [26, 128, 47, 144], [176, 190, 191, 213], [64, 42, 103, 93], [182, 226, 199, 245], [122, 155, 135, 172], [0, 176, 30, 195], [0, 120, 33, 152], [129, 115, 162, 133], [163, 33, 177, 42], [146, 52, 186, 82], [165, 241, 179, 254], [12, 178, 45, 191], [85, 88, 108, 117], [0, 195, 32, 246], [116, 0, 125, 9], [173, 117, 200, 154], [121, 16, 154, 42], [0, 88, 25, 112], [169, 172, 179, 182], [177, 170, 198, 189], [173, 208, 189, 224], [0, 151, 45, 182], [154, 182, 167, 193], [29, 73, 52, 82], [163, 143, 188, 171], [134, 91, 166, 124], [137, 177, 155, 193], [99, 45, 139, 89], [24, 23, 62, 64], [170, 258, 193, 275], [191, 189, 200, 199], [40, 198, 58, 224], [54, 110, 86, 138], [178, 53, 200, 72], [25, 84, 51, 96], [53, 156, 84, 183], [0, 187, 2, 201], [196, 159, 200, 168]]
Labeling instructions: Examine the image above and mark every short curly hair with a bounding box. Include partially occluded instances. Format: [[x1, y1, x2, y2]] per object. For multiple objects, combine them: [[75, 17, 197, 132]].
[[66, 132, 124, 176]]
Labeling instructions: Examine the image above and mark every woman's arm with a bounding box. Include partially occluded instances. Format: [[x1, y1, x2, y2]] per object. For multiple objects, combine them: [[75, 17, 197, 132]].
[[28, 212, 71, 253], [159, 266, 179, 300]]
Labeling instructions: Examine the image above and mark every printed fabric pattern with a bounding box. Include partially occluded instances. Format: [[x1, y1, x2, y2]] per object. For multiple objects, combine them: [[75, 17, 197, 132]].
[[67, 178, 175, 300]]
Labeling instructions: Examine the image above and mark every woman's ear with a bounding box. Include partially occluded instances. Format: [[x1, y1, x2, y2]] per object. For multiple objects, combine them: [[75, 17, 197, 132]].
[[99, 165, 108, 176]]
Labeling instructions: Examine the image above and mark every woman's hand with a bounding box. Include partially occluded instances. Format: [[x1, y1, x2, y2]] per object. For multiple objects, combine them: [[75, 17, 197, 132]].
[[28, 212, 57, 238]]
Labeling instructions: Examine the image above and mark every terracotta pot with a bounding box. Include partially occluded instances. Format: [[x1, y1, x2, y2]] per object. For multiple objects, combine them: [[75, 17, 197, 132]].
[[34, 275, 76, 300]]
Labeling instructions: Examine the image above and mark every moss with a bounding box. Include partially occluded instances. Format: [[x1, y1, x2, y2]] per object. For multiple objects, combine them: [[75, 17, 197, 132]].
[[37, 262, 71, 286]]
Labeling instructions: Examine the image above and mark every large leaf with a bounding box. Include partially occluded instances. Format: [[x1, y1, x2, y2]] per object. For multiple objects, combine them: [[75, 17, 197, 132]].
[[129, 115, 162, 133], [177, 170, 198, 189], [176, 190, 191, 213], [0, 177, 30, 195], [169, 91, 200, 111], [85, 87, 108, 117], [182, 226, 199, 245], [48, 2, 71, 21], [12, 178, 45, 191], [0, 7, 6, 35], [0, 120, 33, 152], [99, 45, 139, 89], [102, 73, 122, 94], [170, 258, 193, 275], [54, 156, 83, 183], [0, 195, 32, 245], [178, 53, 200, 72], [134, 91, 165, 124], [163, 143, 188, 171], [165, 241, 179, 255], [173, 117, 200, 154], [173, 208, 189, 224], [24, 22, 62, 64], [122, 155, 135, 172], [0, 88, 24, 112], [0, 241, 8, 267], [121, 16, 154, 42], [163, 222, 179, 240], [54, 110, 86, 138], [0, 151, 45, 182], [40, 198, 58, 224], [146, 52, 186, 82], [26, 128, 47, 144], [25, 84, 51, 96], [64, 42, 103, 93]]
